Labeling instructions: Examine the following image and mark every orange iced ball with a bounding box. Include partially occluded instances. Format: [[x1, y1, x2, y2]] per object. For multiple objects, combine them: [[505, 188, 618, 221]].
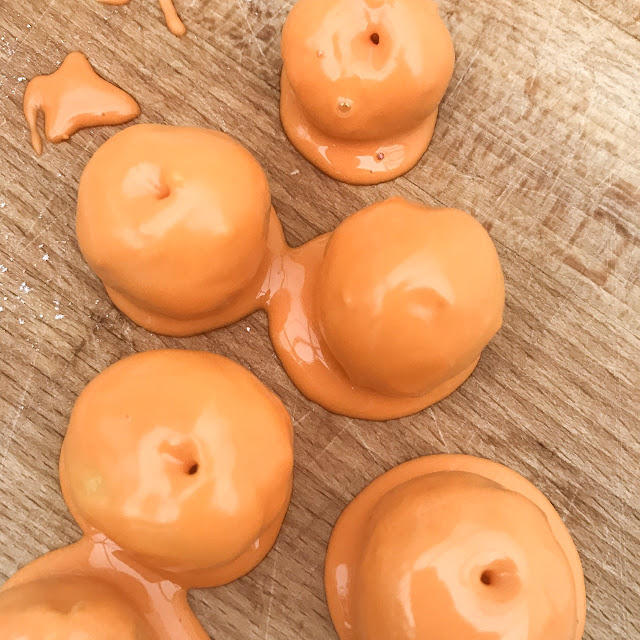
[[60, 350, 293, 587], [281, 0, 455, 183], [325, 456, 586, 640], [77, 124, 272, 336], [317, 198, 504, 397], [0, 576, 155, 640]]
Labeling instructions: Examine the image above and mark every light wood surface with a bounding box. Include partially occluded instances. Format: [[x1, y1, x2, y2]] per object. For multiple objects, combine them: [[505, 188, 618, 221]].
[[0, 1, 638, 638]]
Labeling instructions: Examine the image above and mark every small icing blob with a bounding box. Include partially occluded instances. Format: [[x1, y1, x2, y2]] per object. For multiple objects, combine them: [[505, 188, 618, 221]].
[[76, 124, 281, 337], [267, 198, 504, 419], [97, 0, 186, 37], [60, 350, 294, 587], [325, 455, 586, 640], [0, 576, 156, 640], [280, 0, 455, 184], [23, 52, 140, 156]]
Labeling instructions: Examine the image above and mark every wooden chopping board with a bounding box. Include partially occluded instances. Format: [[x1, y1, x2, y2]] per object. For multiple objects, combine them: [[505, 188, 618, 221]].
[[0, 0, 638, 638]]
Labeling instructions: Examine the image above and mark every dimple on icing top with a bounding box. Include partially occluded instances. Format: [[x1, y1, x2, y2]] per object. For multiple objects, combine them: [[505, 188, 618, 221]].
[[325, 455, 586, 640], [0, 350, 294, 638], [280, 0, 455, 184]]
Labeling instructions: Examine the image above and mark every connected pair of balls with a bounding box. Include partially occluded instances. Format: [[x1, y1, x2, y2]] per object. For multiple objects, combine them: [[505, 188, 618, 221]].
[[77, 123, 505, 420]]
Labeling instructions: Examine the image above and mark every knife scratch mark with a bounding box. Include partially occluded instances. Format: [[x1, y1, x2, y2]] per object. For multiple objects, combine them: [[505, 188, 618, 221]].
[[235, 0, 266, 60], [0, 0, 59, 76]]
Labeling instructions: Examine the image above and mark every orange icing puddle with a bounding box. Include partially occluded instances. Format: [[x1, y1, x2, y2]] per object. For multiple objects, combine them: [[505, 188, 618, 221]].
[[280, 0, 455, 184], [23, 52, 140, 156], [0, 350, 294, 639], [325, 455, 586, 640], [98, 0, 187, 37], [76, 124, 504, 420]]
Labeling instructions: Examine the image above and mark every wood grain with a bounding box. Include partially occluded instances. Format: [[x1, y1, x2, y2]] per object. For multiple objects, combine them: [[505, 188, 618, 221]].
[[0, 0, 638, 638]]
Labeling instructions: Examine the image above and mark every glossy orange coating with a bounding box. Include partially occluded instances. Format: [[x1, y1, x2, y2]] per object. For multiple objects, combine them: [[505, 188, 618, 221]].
[[280, 0, 455, 184], [0, 576, 156, 640], [1, 350, 293, 638], [1, 537, 210, 639], [98, 0, 186, 37], [76, 124, 281, 337], [317, 199, 504, 397], [325, 455, 586, 640], [60, 350, 294, 587], [77, 125, 503, 419], [23, 52, 140, 156], [267, 197, 504, 419]]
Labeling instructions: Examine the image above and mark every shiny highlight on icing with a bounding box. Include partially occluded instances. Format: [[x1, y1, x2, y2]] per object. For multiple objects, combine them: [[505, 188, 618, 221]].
[[325, 455, 586, 640], [0, 351, 294, 639], [77, 124, 505, 420], [23, 52, 140, 156], [280, 0, 455, 184]]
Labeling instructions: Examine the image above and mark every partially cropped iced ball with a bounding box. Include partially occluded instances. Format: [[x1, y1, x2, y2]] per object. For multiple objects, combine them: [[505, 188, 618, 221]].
[[60, 350, 294, 588], [77, 124, 273, 336], [281, 0, 455, 183], [0, 576, 155, 640], [317, 198, 504, 397], [325, 456, 586, 640]]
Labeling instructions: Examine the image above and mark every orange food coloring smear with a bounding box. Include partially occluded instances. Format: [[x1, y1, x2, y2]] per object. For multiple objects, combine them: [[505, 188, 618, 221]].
[[280, 0, 455, 184], [97, 0, 187, 37], [325, 455, 586, 640], [0, 351, 294, 639], [23, 52, 140, 156], [77, 124, 505, 420]]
